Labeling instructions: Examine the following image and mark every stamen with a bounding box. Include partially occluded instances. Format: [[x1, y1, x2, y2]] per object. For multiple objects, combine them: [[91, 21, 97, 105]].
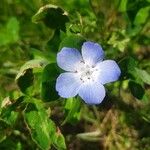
[[77, 62, 97, 83], [80, 60, 85, 64], [92, 65, 95, 68]]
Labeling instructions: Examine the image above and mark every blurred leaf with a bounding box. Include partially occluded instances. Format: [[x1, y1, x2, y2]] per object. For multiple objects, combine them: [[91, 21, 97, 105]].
[[16, 142, 22, 150], [108, 32, 130, 52], [140, 104, 150, 123], [138, 34, 150, 45], [59, 34, 85, 50], [134, 6, 150, 25], [1, 97, 12, 109], [126, 25, 142, 37], [118, 0, 128, 12], [6, 17, 19, 42], [30, 48, 56, 63], [126, 0, 149, 23], [135, 68, 150, 85], [41, 63, 60, 101], [62, 98, 81, 125], [0, 131, 6, 143], [32, 4, 69, 31], [0, 17, 19, 46], [129, 81, 145, 99], [4, 111, 18, 126], [140, 59, 150, 69], [68, 23, 81, 34], [0, 137, 22, 150]]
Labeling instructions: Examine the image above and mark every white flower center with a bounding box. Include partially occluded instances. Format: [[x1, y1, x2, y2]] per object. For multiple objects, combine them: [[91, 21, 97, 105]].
[[76, 61, 98, 83]]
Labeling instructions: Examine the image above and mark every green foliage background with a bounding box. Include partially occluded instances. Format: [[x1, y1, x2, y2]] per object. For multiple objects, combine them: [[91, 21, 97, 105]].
[[0, 0, 150, 150]]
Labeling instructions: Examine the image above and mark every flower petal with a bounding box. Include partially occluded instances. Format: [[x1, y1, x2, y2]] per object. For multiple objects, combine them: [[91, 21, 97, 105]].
[[81, 41, 104, 66], [57, 47, 83, 72], [96, 60, 121, 84], [56, 73, 82, 98], [78, 82, 105, 104]]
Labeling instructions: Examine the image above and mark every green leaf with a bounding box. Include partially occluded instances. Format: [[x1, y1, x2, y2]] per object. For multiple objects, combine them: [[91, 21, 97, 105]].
[[46, 29, 61, 53], [0, 96, 24, 126], [126, 25, 142, 37], [59, 34, 85, 50], [0, 137, 21, 150], [129, 81, 145, 99], [24, 99, 55, 150], [134, 6, 150, 25], [53, 132, 66, 150], [0, 17, 19, 46], [0, 131, 7, 143], [32, 4, 69, 31], [30, 48, 56, 63], [62, 97, 81, 125], [140, 103, 150, 123], [126, 0, 149, 23], [118, 0, 128, 12], [16, 59, 48, 81], [6, 17, 19, 42], [24, 98, 66, 150], [108, 32, 130, 52], [119, 56, 138, 79], [16, 59, 48, 94], [135, 68, 150, 85], [41, 63, 60, 101], [17, 69, 34, 94]]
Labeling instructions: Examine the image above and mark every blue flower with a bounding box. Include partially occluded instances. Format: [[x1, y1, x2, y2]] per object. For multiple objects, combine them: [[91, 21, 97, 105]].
[[56, 41, 121, 104]]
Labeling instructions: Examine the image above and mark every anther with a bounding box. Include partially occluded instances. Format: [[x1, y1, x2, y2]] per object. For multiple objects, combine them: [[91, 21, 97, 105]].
[[80, 60, 85, 64]]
